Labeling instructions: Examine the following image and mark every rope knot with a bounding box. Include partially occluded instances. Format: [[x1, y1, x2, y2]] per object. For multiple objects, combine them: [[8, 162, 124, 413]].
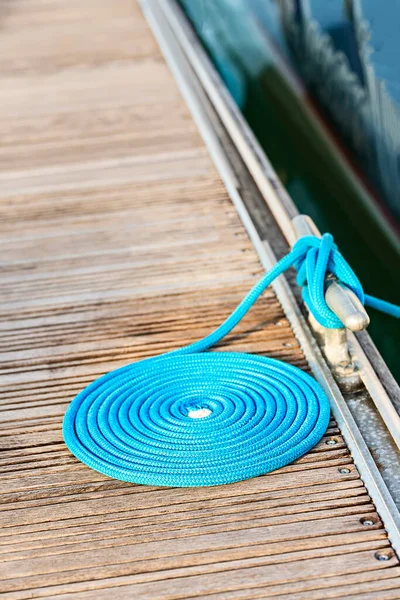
[[292, 233, 364, 328]]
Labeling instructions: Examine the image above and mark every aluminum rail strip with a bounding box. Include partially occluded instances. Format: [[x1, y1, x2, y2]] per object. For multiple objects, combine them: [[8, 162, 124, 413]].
[[139, 0, 400, 554]]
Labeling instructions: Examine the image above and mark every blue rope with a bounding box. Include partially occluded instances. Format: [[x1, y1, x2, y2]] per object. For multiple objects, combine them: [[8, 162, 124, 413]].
[[63, 234, 399, 487], [364, 295, 400, 319]]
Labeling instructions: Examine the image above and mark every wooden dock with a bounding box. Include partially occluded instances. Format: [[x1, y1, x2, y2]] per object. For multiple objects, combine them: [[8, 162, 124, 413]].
[[0, 0, 399, 597]]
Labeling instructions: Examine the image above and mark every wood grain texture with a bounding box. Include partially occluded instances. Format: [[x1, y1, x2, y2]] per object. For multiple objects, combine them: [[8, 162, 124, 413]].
[[0, 0, 399, 597]]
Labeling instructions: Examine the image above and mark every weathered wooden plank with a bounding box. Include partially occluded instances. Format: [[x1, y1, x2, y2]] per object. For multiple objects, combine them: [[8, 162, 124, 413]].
[[0, 498, 375, 554], [0, 507, 381, 566], [0, 465, 361, 524], [182, 568, 400, 599], [4, 550, 396, 599], [1, 542, 394, 597]]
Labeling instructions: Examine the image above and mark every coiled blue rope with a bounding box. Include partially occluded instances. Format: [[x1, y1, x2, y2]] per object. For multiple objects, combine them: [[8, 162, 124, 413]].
[[63, 234, 399, 487]]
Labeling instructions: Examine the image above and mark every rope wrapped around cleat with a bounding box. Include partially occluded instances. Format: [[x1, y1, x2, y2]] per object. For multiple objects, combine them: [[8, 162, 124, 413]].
[[63, 234, 399, 487]]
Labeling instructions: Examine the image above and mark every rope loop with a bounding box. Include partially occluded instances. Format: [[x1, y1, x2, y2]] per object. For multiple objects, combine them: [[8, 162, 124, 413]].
[[292, 234, 364, 328]]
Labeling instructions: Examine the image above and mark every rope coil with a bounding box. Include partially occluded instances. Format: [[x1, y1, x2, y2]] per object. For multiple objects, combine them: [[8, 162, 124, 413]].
[[63, 234, 399, 487], [63, 353, 330, 487]]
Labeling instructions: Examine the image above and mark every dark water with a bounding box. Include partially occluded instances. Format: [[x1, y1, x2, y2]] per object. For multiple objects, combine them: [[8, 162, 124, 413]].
[[180, 1, 400, 381], [242, 70, 400, 378]]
